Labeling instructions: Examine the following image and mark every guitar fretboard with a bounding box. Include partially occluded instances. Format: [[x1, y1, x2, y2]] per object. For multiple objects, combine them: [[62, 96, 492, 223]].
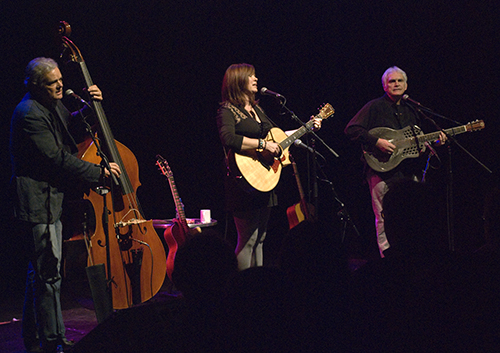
[[165, 174, 186, 221], [410, 125, 474, 145], [156, 155, 187, 226], [278, 104, 334, 149], [279, 120, 316, 150]]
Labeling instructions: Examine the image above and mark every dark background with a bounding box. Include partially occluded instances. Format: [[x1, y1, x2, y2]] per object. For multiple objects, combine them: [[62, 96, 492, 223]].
[[1, 1, 499, 293]]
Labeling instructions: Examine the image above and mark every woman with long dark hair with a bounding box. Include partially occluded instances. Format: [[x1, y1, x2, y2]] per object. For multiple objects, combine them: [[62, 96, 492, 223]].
[[216, 63, 321, 270]]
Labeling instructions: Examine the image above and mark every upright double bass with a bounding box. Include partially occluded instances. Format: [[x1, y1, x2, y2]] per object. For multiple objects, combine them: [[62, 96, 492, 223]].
[[58, 21, 166, 309]]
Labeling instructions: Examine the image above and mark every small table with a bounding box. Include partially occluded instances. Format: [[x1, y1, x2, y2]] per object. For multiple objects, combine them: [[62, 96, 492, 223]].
[[152, 218, 218, 230]]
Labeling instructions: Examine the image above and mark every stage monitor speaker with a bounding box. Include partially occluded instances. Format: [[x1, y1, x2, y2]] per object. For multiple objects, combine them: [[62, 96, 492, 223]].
[[72, 300, 178, 353], [73, 292, 222, 352]]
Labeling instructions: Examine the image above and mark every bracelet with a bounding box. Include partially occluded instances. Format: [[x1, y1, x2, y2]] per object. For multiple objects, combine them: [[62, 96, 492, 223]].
[[264, 140, 267, 149], [258, 138, 264, 150]]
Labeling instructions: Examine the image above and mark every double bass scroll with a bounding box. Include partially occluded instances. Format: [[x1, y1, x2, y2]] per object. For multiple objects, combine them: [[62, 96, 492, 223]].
[[58, 21, 167, 309]]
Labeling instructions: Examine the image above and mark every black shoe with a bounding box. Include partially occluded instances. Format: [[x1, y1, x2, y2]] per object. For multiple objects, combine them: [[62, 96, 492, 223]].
[[25, 344, 42, 353], [24, 337, 42, 353], [41, 337, 75, 353], [61, 337, 75, 345], [60, 337, 75, 351], [40, 343, 58, 353]]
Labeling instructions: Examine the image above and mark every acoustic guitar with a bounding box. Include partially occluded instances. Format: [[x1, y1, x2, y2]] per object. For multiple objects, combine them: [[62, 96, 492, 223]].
[[363, 120, 485, 172], [228, 103, 335, 193], [156, 155, 201, 280], [286, 153, 316, 229]]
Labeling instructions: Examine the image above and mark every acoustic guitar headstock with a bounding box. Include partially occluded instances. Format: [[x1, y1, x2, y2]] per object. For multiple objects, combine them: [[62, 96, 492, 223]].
[[316, 103, 335, 120], [466, 120, 485, 132]]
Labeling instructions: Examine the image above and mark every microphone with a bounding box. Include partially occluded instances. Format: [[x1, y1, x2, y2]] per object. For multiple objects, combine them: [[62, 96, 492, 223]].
[[294, 139, 314, 153], [402, 94, 436, 113], [401, 94, 422, 106], [65, 89, 92, 108], [294, 139, 325, 159], [260, 87, 284, 98]]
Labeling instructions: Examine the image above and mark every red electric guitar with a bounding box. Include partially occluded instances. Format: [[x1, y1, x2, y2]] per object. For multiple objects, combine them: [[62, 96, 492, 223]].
[[156, 155, 201, 280]]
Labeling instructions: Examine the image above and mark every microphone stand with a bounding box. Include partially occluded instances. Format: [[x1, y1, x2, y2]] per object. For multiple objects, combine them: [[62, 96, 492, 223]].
[[271, 98, 358, 246], [78, 108, 115, 322], [309, 138, 319, 215], [274, 96, 340, 159], [277, 99, 338, 211], [407, 101, 492, 252], [315, 156, 361, 244]]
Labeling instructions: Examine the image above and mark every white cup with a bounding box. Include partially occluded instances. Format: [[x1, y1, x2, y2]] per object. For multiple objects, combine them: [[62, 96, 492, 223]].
[[200, 209, 211, 224]]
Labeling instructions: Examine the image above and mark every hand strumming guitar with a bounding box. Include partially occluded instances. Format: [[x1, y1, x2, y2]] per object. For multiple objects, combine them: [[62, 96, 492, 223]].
[[264, 140, 281, 156], [376, 138, 396, 154]]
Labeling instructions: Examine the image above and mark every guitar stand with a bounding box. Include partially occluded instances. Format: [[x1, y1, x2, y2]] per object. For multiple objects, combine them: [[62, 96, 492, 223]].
[[317, 169, 361, 244], [305, 137, 360, 245]]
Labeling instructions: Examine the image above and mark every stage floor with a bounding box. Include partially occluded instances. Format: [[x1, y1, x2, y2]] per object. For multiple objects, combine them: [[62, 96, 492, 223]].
[[0, 276, 176, 353]]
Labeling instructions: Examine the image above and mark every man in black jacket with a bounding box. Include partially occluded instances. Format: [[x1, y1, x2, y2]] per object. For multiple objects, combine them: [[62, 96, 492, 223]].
[[10, 57, 121, 353]]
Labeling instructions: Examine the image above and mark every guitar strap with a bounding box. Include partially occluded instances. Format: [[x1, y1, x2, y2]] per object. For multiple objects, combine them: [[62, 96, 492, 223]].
[[222, 146, 233, 177], [255, 104, 279, 128]]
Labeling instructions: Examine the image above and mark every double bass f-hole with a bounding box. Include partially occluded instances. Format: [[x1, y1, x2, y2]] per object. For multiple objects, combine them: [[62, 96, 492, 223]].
[[57, 21, 166, 309]]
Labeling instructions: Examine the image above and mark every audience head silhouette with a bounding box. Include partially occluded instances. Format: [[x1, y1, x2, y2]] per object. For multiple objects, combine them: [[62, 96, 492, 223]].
[[482, 185, 500, 250], [220, 266, 289, 352], [383, 178, 444, 256], [171, 230, 238, 302]]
